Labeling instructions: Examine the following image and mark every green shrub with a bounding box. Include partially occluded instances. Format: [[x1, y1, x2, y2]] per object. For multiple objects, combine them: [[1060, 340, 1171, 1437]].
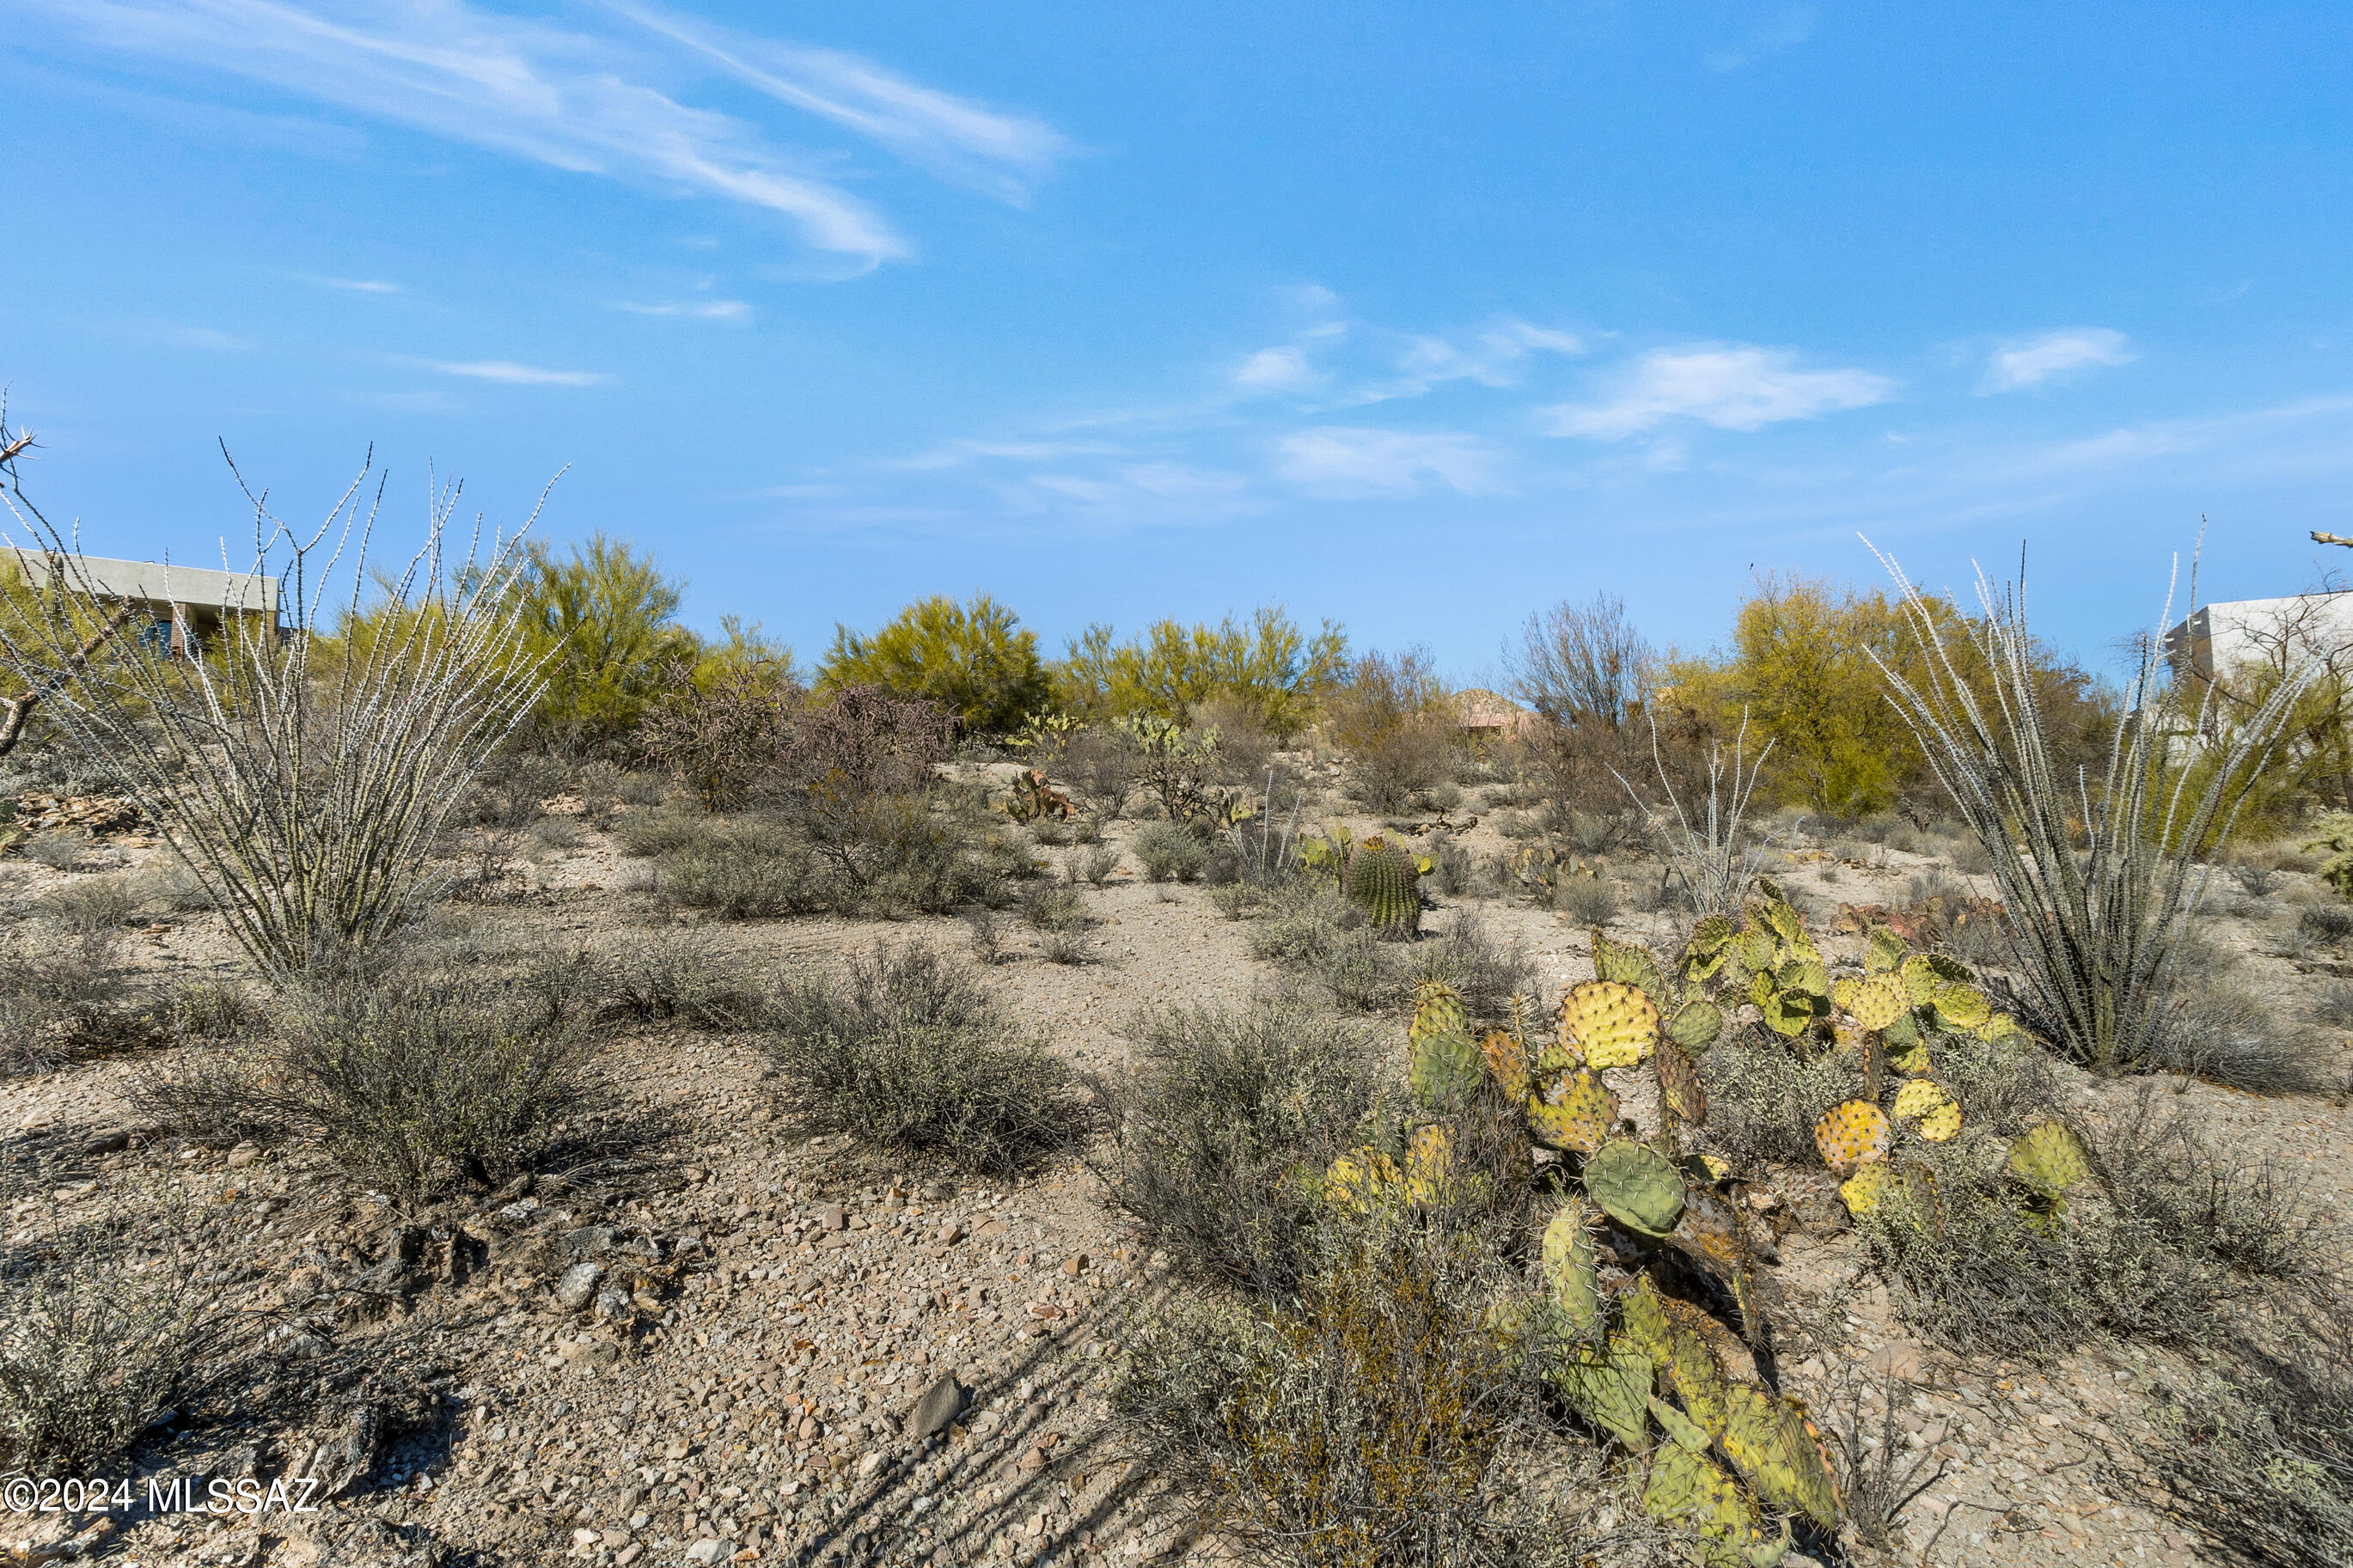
[[1555, 876, 1618, 924], [514, 533, 699, 748], [761, 947, 1090, 1173], [0, 1173, 238, 1474], [1134, 820, 1211, 883], [1113, 1217, 1629, 1568], [818, 593, 1052, 737], [1054, 606, 1348, 738], [656, 818, 818, 918], [1103, 998, 1388, 1296]]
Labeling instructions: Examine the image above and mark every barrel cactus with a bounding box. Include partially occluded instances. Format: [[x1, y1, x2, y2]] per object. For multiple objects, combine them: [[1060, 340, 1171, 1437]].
[[1345, 835, 1421, 936]]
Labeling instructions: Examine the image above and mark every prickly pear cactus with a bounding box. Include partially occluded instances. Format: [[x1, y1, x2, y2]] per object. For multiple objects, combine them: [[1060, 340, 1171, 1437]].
[[1403, 1124, 1459, 1207], [2006, 1119, 2089, 1196], [1562, 979, 1659, 1069], [1667, 997, 1726, 1053], [1892, 1078, 1961, 1141], [1323, 1146, 1401, 1212], [1481, 1028, 1531, 1103], [1584, 1137, 1687, 1235], [1653, 1035, 1708, 1123], [1408, 985, 1482, 1113], [1812, 1100, 1892, 1176], [1542, 1197, 1602, 1331], [1525, 1069, 1619, 1155], [1345, 836, 1421, 935], [1592, 930, 1671, 1010]]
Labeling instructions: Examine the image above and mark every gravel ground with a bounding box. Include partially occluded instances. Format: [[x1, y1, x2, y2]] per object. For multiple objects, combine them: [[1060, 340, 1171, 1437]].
[[3, 773, 2344, 1568]]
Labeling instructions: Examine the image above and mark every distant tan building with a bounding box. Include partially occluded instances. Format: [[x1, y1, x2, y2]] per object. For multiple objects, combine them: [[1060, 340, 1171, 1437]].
[[7, 552, 283, 655], [1453, 687, 1536, 740]]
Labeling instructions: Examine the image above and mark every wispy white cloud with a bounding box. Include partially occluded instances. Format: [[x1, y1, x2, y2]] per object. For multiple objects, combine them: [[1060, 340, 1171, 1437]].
[[895, 437, 1128, 472], [1233, 345, 1319, 394], [1385, 320, 1583, 397], [1543, 345, 1892, 438], [427, 358, 609, 387], [606, 1, 1068, 206], [617, 298, 752, 320], [131, 322, 251, 351], [22, 0, 1064, 266], [1277, 427, 1505, 497], [291, 273, 400, 293], [1708, 5, 1818, 71], [1981, 328, 2136, 393]]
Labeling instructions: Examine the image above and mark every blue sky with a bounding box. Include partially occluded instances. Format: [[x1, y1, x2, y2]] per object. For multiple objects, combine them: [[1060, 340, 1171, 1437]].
[[4, 1, 2350, 682]]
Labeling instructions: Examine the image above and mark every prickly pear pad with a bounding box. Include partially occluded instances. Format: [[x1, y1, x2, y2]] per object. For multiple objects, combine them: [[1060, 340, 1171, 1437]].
[[2007, 1119, 2089, 1196], [1525, 1069, 1619, 1154], [1892, 1079, 1961, 1141], [1561, 979, 1659, 1068], [1812, 1100, 1892, 1175], [1849, 973, 1910, 1032], [1585, 1137, 1687, 1236], [1480, 1028, 1531, 1103], [1654, 1034, 1707, 1122]]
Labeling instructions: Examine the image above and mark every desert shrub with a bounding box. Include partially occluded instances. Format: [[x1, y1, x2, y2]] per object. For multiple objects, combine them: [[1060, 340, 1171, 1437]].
[[0, 925, 169, 1076], [2145, 978, 2322, 1093], [2152, 1318, 2353, 1568], [1053, 606, 1348, 738], [1395, 914, 1535, 1022], [2311, 980, 2353, 1031], [1055, 724, 1137, 820], [1021, 882, 1090, 933], [1028, 815, 1070, 846], [1862, 1091, 2325, 1359], [1039, 928, 1096, 965], [761, 946, 1089, 1174], [1249, 880, 1360, 963], [818, 593, 1052, 738], [1134, 819, 1212, 883], [656, 817, 818, 919], [528, 815, 582, 853], [460, 751, 568, 886], [2303, 901, 2353, 943], [614, 808, 721, 858], [1195, 693, 1278, 784], [23, 830, 86, 870], [1114, 1217, 1633, 1568], [1103, 999, 1387, 1296], [1329, 648, 1458, 812], [0, 1172, 240, 1474], [637, 656, 801, 810], [35, 871, 144, 930], [963, 908, 1009, 966], [511, 532, 698, 748], [2227, 861, 2279, 897], [1066, 844, 1120, 887], [601, 935, 768, 1028], [1507, 594, 1652, 812], [1905, 866, 1964, 906], [266, 972, 602, 1201], [772, 684, 957, 896], [1696, 1033, 1867, 1166], [1555, 876, 1617, 924], [1423, 831, 1474, 896]]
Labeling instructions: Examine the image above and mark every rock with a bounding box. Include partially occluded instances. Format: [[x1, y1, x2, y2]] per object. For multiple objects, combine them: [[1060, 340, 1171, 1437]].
[[563, 1225, 618, 1258], [300, 1406, 383, 1499], [978, 1218, 1009, 1238], [594, 1286, 633, 1321], [683, 1541, 727, 1565], [909, 1376, 965, 1439], [938, 1222, 965, 1245], [614, 1547, 643, 1568], [819, 1205, 848, 1231], [1062, 1254, 1087, 1278], [555, 1262, 604, 1310], [226, 1143, 260, 1168]]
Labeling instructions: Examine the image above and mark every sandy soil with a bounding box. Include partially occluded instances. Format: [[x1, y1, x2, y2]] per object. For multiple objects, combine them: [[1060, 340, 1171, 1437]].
[[3, 767, 2343, 1568]]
